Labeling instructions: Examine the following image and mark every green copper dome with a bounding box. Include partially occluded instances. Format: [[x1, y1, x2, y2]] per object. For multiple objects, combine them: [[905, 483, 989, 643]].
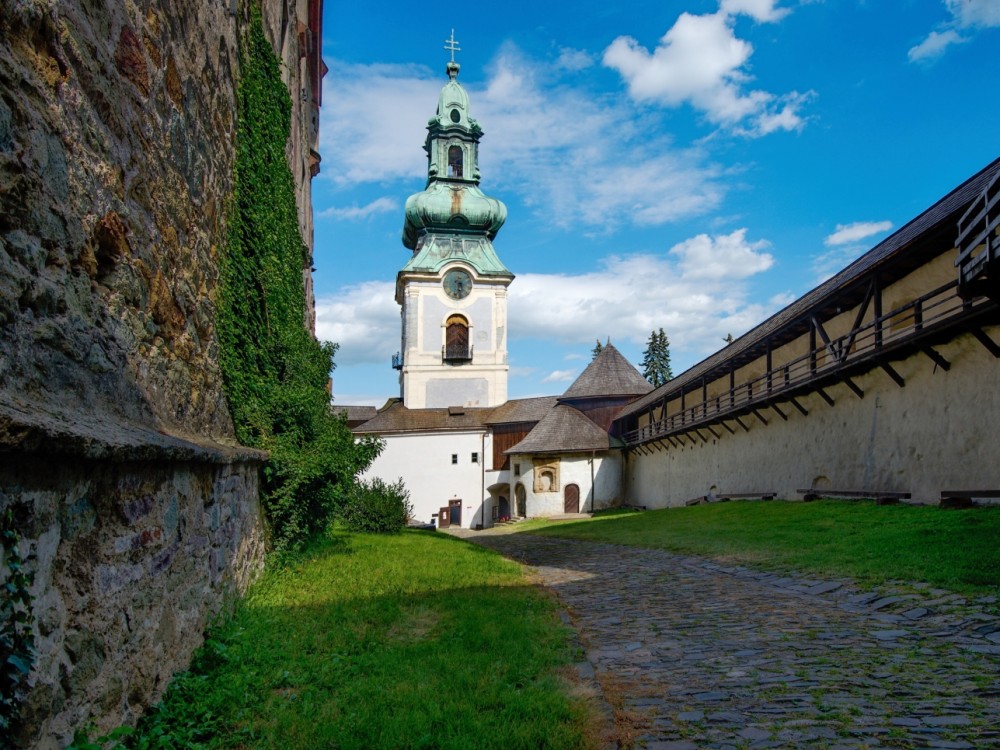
[[399, 61, 511, 280]]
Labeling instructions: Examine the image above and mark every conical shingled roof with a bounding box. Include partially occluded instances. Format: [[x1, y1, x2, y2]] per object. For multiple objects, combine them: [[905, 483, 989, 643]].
[[560, 343, 653, 400], [505, 404, 612, 455]]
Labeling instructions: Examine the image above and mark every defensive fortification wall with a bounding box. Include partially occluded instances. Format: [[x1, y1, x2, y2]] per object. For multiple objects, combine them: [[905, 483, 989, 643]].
[[624, 325, 1000, 507], [0, 0, 321, 745]]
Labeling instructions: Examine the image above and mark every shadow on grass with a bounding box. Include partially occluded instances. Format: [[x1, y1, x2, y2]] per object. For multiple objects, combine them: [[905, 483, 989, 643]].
[[135, 528, 600, 750]]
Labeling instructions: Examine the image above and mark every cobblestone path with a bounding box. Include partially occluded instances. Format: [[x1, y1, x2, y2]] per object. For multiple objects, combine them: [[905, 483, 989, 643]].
[[466, 531, 1000, 749]]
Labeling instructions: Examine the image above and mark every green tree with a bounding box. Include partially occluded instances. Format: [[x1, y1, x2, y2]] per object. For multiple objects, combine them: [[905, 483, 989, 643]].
[[641, 328, 673, 387], [592, 337, 609, 359]]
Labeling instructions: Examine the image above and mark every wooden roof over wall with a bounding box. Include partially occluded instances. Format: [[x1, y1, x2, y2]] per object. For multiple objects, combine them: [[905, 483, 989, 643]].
[[619, 157, 1000, 421]]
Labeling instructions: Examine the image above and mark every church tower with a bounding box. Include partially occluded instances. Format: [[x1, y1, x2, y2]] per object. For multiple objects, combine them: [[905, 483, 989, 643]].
[[395, 36, 513, 409]]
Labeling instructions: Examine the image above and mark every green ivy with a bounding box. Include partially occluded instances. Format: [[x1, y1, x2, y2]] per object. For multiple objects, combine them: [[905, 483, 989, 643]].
[[217, 10, 380, 550], [1, 506, 35, 736]]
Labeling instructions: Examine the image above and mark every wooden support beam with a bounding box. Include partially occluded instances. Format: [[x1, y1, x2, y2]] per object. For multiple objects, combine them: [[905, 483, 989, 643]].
[[873, 276, 883, 349], [815, 387, 835, 407], [694, 429, 709, 444], [921, 346, 951, 371], [788, 396, 809, 417], [734, 416, 750, 432], [811, 315, 838, 361], [705, 425, 720, 439], [666, 436, 680, 449], [720, 420, 735, 435], [972, 328, 1000, 358], [751, 408, 769, 426], [771, 403, 788, 421], [842, 376, 864, 399], [766, 340, 773, 394], [880, 362, 905, 388], [842, 279, 875, 357], [809, 324, 817, 374]]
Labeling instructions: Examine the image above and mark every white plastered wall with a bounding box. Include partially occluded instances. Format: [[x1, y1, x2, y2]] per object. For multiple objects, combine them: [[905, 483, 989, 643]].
[[360, 430, 498, 528], [625, 327, 1000, 506], [511, 452, 623, 517]]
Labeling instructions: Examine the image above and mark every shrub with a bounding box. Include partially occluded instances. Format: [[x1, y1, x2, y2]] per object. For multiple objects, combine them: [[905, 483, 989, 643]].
[[339, 478, 412, 534]]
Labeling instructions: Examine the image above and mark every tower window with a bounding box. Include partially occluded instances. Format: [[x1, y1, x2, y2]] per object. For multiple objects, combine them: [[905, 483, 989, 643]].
[[448, 145, 463, 178], [471, 452, 479, 463], [451, 454, 458, 464], [450, 108, 461, 123], [444, 314, 471, 362]]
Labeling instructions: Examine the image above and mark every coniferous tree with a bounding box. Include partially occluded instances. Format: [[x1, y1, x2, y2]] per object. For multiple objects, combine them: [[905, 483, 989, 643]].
[[592, 338, 605, 359], [641, 328, 673, 387]]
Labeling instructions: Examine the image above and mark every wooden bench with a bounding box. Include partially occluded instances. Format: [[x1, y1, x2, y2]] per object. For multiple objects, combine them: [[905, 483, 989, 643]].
[[686, 492, 776, 506], [797, 489, 910, 505], [939, 490, 1000, 509]]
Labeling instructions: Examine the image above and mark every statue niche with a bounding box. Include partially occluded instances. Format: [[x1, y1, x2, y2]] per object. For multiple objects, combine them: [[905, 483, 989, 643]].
[[532, 459, 560, 493]]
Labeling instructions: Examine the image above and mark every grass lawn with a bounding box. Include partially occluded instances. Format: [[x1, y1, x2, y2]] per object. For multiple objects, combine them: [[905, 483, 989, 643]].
[[523, 501, 1000, 595], [117, 529, 597, 750]]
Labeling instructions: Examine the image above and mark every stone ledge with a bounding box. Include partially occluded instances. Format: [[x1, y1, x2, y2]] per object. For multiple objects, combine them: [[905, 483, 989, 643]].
[[0, 398, 267, 465]]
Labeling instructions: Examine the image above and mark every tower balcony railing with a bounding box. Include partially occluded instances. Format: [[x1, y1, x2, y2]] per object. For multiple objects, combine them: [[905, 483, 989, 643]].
[[443, 344, 473, 363], [391, 352, 403, 370]]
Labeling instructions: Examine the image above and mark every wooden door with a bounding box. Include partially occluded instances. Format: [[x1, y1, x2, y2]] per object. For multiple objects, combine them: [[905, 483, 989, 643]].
[[564, 484, 580, 514], [515, 484, 526, 517], [438, 507, 450, 528], [449, 500, 462, 527]]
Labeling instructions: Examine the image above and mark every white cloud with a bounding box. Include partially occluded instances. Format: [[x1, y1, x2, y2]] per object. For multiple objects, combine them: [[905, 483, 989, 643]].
[[318, 230, 780, 374], [946, 0, 1000, 27], [315, 281, 398, 365], [555, 47, 594, 71], [670, 228, 774, 278], [319, 197, 398, 221], [908, 29, 966, 62], [320, 62, 439, 184], [602, 5, 810, 135], [911, 0, 1000, 62], [320, 50, 726, 230], [508, 229, 779, 357], [541, 369, 578, 383], [720, 0, 790, 22], [824, 220, 893, 247]]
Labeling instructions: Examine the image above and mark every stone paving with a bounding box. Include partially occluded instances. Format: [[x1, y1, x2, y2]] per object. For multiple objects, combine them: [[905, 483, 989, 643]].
[[463, 530, 1000, 749]]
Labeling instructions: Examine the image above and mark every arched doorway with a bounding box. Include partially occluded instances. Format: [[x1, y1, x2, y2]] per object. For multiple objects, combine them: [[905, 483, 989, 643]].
[[498, 495, 510, 519], [515, 483, 526, 517], [564, 483, 580, 513]]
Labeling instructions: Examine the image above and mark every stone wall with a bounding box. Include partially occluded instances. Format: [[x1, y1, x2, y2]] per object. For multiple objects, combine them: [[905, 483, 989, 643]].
[[624, 326, 1000, 507], [0, 0, 324, 744], [3, 439, 266, 748]]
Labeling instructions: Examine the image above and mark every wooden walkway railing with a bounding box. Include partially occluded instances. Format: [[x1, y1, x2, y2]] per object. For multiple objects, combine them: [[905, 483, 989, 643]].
[[624, 279, 992, 447]]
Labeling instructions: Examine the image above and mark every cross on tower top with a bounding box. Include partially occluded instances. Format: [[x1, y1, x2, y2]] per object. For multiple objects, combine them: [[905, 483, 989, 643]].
[[444, 29, 461, 63]]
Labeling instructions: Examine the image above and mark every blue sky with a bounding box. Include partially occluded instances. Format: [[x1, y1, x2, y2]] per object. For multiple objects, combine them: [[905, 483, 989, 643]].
[[313, 0, 1000, 406]]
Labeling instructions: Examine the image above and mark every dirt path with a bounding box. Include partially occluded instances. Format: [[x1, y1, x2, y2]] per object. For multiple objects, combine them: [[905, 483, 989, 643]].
[[463, 530, 1000, 749]]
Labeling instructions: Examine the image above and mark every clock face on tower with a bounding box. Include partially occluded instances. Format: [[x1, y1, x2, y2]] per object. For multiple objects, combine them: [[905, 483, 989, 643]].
[[442, 268, 472, 300]]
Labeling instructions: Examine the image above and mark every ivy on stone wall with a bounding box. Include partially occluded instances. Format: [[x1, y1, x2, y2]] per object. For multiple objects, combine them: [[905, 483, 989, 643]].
[[218, 10, 380, 549], [0, 507, 35, 736]]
